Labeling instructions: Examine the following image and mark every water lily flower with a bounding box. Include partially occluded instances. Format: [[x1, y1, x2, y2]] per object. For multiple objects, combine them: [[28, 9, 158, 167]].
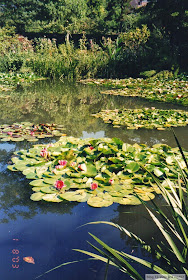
[[70, 161, 76, 167], [78, 163, 87, 172], [109, 179, 114, 185], [90, 182, 98, 190], [55, 180, 65, 190], [55, 165, 64, 170], [7, 131, 13, 136], [40, 148, 48, 158], [89, 146, 94, 150], [177, 95, 183, 99], [78, 164, 83, 170], [47, 143, 54, 148], [30, 131, 34, 136], [58, 160, 67, 166]]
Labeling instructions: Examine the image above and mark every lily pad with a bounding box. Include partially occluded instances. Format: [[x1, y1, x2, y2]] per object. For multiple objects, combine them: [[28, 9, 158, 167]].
[[42, 194, 63, 202], [59, 190, 90, 202], [0, 122, 66, 142], [30, 192, 44, 201], [93, 108, 188, 130], [8, 136, 188, 207], [87, 192, 113, 207]]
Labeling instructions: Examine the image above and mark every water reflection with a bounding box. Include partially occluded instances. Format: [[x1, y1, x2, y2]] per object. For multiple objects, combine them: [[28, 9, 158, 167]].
[[1, 79, 187, 148]]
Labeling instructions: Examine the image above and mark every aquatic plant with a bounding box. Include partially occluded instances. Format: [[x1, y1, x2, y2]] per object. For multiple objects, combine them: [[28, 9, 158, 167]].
[[73, 157, 188, 278], [0, 72, 44, 95], [80, 77, 188, 106], [93, 108, 188, 129], [0, 122, 65, 142], [34, 134, 188, 280], [8, 136, 188, 207]]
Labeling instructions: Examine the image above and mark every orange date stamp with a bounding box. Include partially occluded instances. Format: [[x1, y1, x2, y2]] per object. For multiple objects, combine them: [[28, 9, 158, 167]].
[[12, 239, 19, 269]]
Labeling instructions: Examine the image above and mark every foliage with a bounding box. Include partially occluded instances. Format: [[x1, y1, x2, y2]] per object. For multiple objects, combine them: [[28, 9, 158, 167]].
[[0, 122, 65, 142], [27, 36, 108, 79], [140, 0, 188, 71], [94, 108, 188, 130], [80, 77, 188, 106], [0, 27, 33, 72], [0, 0, 187, 73], [120, 25, 150, 50], [8, 136, 188, 207]]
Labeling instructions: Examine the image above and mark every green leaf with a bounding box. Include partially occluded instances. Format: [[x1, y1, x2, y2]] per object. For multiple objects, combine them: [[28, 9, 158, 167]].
[[30, 192, 44, 201], [59, 190, 90, 202], [154, 168, 164, 177], [87, 192, 113, 207], [126, 162, 140, 173], [83, 163, 97, 177], [42, 194, 63, 202]]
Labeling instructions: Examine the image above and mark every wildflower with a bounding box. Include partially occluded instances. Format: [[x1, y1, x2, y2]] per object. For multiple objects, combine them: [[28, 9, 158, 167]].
[[58, 160, 67, 166], [90, 182, 98, 190], [55, 180, 65, 190], [40, 148, 48, 158]]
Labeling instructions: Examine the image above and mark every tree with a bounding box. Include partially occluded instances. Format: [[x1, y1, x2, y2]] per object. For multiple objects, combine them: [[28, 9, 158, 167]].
[[142, 0, 188, 70]]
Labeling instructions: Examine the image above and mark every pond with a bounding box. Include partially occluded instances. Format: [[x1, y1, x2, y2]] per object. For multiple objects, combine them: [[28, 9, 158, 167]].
[[0, 79, 188, 280]]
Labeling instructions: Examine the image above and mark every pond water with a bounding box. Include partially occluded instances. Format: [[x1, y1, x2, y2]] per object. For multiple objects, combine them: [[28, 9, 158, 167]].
[[0, 79, 188, 280]]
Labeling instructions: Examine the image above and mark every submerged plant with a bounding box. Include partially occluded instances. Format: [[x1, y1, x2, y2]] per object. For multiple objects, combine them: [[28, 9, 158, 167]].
[[93, 108, 188, 130], [7, 136, 188, 207]]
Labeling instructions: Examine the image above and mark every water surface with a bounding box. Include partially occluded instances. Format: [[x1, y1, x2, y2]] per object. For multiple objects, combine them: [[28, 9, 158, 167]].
[[0, 79, 187, 280]]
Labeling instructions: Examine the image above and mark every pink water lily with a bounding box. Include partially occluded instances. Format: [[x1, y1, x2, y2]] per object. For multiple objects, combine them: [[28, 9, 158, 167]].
[[55, 165, 64, 170], [55, 180, 65, 190], [58, 160, 67, 166], [30, 131, 35, 136], [90, 182, 98, 190], [109, 179, 114, 185], [78, 164, 83, 171], [70, 162, 76, 167], [7, 131, 13, 136], [40, 148, 48, 158]]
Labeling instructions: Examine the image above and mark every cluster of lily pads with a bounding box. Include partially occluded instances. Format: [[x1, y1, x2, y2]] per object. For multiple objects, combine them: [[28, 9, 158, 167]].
[[0, 72, 44, 95], [7, 136, 187, 207], [0, 122, 65, 142], [93, 108, 188, 130], [80, 78, 188, 106]]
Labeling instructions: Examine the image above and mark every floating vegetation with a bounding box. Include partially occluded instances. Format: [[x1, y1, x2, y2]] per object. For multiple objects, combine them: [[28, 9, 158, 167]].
[[0, 72, 45, 94], [7, 136, 188, 207], [80, 78, 188, 106], [93, 108, 188, 130], [0, 122, 66, 142]]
